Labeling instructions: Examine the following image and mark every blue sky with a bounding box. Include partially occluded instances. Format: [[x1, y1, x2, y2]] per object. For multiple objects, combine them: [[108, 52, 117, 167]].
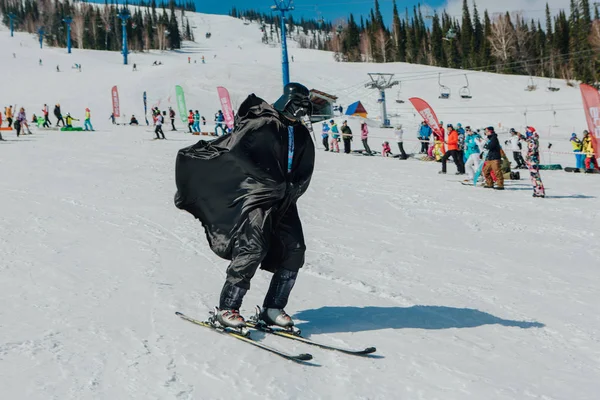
[[194, 0, 446, 25]]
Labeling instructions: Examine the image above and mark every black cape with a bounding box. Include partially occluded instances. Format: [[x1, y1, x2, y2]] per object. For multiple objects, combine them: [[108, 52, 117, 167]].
[[174, 94, 315, 260]]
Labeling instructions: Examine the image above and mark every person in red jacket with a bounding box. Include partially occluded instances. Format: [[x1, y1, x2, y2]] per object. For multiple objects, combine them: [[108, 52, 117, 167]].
[[439, 123, 465, 174], [187, 110, 194, 133]]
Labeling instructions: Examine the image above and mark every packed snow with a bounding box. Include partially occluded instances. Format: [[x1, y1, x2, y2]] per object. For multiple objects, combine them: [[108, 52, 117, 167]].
[[1, 10, 599, 400]]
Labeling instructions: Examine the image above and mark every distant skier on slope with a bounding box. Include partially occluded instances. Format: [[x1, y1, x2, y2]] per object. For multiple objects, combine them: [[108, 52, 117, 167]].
[[174, 83, 315, 330]]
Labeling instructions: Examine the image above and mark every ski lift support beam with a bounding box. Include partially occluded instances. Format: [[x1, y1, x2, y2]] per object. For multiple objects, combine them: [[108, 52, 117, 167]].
[[365, 73, 399, 128]]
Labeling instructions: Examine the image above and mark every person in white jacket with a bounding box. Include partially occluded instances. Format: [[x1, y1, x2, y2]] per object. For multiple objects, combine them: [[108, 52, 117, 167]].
[[507, 128, 526, 169], [464, 127, 484, 181], [394, 124, 408, 159]]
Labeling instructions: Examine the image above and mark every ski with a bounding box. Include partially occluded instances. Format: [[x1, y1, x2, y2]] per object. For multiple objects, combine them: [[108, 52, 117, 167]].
[[174, 312, 313, 363], [246, 320, 377, 356]]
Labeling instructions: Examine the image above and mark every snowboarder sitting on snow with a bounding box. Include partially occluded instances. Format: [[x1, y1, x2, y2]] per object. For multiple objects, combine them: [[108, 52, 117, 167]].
[[175, 83, 315, 330], [65, 113, 79, 128], [130, 115, 139, 126]]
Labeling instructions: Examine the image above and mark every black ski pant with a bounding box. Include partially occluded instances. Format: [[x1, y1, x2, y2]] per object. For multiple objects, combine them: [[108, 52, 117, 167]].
[[224, 204, 306, 292], [397, 142, 408, 159], [188, 122, 193, 133], [170, 118, 176, 131], [15, 123, 21, 137], [362, 138, 372, 154], [56, 116, 65, 127], [513, 151, 526, 168], [442, 150, 465, 173], [44, 115, 51, 127], [155, 125, 165, 139], [420, 138, 429, 153], [322, 136, 329, 151], [6, 117, 12, 128], [343, 138, 352, 154]]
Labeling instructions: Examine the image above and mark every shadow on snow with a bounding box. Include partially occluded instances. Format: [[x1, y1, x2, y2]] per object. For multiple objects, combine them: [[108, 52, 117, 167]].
[[293, 306, 544, 336]]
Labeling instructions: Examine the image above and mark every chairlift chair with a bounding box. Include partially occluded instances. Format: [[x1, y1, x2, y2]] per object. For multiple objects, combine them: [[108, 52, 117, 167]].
[[459, 74, 472, 99], [443, 27, 456, 42], [525, 76, 537, 91], [438, 73, 451, 99], [547, 78, 560, 92], [395, 82, 405, 103]]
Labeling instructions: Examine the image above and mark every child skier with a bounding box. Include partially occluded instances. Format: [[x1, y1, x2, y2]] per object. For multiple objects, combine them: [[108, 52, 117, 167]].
[[382, 141, 392, 157]]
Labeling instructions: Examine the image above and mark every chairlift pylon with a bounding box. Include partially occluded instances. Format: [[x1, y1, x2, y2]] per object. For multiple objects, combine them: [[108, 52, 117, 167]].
[[459, 74, 472, 99], [525, 76, 537, 91], [438, 73, 451, 99]]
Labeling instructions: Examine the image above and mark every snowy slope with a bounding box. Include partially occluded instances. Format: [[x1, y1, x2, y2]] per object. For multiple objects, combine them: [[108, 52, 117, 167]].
[[1, 11, 600, 400]]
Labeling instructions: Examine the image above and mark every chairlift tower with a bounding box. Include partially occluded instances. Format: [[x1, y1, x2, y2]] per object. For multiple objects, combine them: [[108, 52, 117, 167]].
[[365, 73, 399, 128], [62, 17, 73, 54], [118, 8, 131, 65], [8, 13, 16, 37], [271, 0, 295, 89], [37, 27, 45, 49]]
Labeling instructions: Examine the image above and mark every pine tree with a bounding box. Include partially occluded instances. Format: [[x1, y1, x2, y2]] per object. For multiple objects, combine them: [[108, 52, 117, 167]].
[[471, 2, 483, 66], [460, 0, 473, 68]]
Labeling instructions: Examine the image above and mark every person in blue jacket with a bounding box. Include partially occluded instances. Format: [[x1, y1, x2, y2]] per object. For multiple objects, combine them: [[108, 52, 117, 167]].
[[463, 127, 483, 181], [321, 121, 330, 151], [418, 121, 432, 153], [214, 110, 226, 136]]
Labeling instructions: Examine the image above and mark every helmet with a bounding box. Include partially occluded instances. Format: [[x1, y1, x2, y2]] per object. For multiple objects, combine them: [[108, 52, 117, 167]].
[[571, 133, 577, 138], [273, 83, 312, 121], [457, 123, 462, 127]]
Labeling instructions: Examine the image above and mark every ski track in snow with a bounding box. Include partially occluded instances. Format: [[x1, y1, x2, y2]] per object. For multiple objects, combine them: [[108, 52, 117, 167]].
[[1, 14, 600, 400]]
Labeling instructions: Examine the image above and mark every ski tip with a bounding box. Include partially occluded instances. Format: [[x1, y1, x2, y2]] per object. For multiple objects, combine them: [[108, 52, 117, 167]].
[[175, 311, 184, 316], [296, 353, 313, 361], [363, 347, 377, 354]]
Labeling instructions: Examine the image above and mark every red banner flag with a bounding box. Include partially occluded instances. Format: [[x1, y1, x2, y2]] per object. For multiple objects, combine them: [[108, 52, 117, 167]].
[[111, 86, 120, 118], [217, 86, 235, 130], [408, 97, 444, 141], [579, 83, 600, 158]]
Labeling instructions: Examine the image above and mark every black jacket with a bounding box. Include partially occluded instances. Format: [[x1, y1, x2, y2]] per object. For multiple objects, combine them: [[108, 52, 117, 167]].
[[174, 94, 315, 260], [485, 133, 502, 161]]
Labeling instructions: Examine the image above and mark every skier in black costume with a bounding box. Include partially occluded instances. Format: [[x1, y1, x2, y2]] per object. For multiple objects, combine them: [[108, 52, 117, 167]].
[[174, 83, 315, 330]]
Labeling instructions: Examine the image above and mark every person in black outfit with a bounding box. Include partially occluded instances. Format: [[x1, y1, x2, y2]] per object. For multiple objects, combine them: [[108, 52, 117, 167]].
[[155, 111, 166, 139], [341, 120, 353, 154], [174, 82, 315, 330], [54, 104, 65, 127], [482, 126, 504, 189]]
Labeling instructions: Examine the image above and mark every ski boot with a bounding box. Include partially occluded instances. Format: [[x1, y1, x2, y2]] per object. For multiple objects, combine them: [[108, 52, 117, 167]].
[[210, 281, 250, 336], [252, 268, 301, 335]]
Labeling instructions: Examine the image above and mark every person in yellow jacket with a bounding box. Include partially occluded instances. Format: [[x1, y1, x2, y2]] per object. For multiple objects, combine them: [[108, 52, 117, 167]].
[[65, 113, 79, 128], [582, 131, 599, 171], [83, 108, 94, 131], [5, 106, 13, 128]]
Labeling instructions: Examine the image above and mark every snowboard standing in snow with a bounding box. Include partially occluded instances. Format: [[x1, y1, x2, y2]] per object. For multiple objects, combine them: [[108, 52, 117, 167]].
[[174, 83, 315, 332], [524, 127, 545, 197]]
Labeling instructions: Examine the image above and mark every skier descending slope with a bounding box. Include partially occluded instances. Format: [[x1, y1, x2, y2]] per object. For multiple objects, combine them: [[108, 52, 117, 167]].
[[174, 83, 315, 331]]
